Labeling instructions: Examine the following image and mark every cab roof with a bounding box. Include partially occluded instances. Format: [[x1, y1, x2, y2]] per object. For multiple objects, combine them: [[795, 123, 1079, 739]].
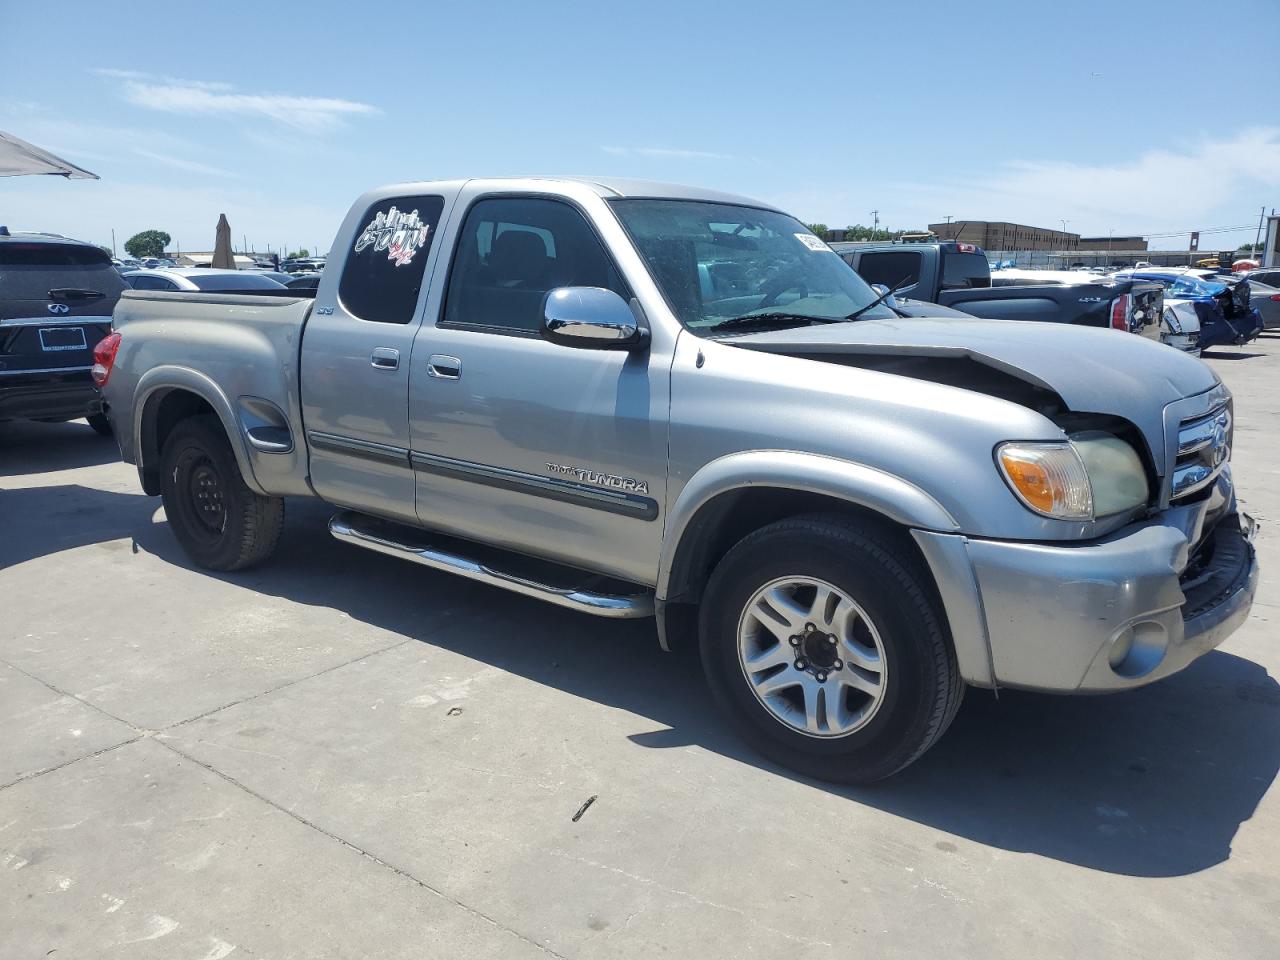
[[363, 176, 781, 212]]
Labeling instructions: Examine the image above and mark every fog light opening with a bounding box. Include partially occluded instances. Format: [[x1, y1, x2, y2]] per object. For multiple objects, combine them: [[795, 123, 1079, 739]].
[[1108, 621, 1168, 678]]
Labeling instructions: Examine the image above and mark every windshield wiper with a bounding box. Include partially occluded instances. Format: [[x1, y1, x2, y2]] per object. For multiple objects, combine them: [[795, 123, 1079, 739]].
[[845, 275, 913, 322], [705, 312, 847, 335]]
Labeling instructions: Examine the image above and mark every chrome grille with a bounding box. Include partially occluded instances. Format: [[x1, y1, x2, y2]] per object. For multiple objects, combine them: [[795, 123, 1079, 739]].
[[1171, 402, 1231, 500]]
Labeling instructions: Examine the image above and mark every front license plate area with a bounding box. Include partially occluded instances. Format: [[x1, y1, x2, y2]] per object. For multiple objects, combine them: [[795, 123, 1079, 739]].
[[39, 326, 87, 352]]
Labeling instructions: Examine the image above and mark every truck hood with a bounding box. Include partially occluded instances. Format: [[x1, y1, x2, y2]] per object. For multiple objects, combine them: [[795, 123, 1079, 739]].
[[727, 317, 1221, 463]]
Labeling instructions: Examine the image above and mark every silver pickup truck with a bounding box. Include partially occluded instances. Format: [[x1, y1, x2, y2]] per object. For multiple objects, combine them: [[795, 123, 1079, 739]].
[[97, 177, 1259, 782]]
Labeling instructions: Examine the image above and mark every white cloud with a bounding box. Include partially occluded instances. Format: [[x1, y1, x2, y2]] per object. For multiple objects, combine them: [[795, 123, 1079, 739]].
[[92, 68, 231, 91], [772, 128, 1280, 248], [119, 78, 378, 133], [602, 145, 734, 161], [132, 148, 235, 179]]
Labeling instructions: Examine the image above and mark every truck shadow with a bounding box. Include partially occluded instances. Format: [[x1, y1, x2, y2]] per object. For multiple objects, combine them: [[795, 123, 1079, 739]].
[[9, 488, 1277, 879], [0, 419, 121, 478]]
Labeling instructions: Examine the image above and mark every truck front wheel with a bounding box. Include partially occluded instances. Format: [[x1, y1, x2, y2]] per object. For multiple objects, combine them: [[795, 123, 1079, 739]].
[[160, 415, 284, 571], [699, 515, 962, 783]]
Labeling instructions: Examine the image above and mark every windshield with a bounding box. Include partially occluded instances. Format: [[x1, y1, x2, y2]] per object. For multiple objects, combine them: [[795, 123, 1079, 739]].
[[609, 199, 894, 332]]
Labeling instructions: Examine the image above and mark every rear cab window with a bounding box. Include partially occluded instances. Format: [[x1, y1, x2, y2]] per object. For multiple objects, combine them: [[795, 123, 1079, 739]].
[[855, 251, 923, 290], [941, 252, 991, 290], [338, 195, 445, 323]]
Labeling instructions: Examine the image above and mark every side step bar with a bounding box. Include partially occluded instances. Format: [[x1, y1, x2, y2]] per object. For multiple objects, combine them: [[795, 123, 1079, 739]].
[[328, 511, 654, 619]]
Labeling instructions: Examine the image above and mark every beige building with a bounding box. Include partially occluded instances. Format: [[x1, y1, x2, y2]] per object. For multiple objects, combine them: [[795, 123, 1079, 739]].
[[1079, 235, 1148, 252], [929, 221, 1080, 251]]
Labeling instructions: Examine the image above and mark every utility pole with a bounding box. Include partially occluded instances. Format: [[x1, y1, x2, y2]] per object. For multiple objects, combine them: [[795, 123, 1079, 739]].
[[110, 228, 116, 257], [943, 215, 954, 240], [1255, 205, 1266, 254], [1060, 219, 1069, 267], [871, 210, 880, 236]]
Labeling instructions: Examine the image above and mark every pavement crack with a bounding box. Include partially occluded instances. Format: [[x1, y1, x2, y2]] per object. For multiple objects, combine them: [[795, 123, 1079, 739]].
[[154, 738, 571, 960], [0, 735, 144, 792], [160, 638, 414, 731], [1, 657, 143, 732]]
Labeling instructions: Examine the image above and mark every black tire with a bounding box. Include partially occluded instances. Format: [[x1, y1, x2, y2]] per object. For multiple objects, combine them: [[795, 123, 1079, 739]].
[[87, 412, 113, 436], [699, 514, 962, 784], [160, 415, 284, 571]]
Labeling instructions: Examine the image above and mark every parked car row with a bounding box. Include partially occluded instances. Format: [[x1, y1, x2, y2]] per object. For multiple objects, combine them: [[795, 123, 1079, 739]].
[[834, 241, 1169, 347], [1, 228, 327, 435]]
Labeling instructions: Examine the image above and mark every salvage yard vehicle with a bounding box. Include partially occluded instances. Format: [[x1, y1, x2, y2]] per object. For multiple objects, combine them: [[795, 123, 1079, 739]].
[[0, 229, 122, 435], [836, 241, 1165, 339], [1114, 269, 1263, 349], [988, 268, 1200, 355], [98, 178, 1259, 782]]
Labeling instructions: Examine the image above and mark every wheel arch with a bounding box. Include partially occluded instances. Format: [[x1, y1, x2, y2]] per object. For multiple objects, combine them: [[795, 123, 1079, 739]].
[[655, 452, 993, 686], [659, 451, 959, 605], [134, 367, 264, 496]]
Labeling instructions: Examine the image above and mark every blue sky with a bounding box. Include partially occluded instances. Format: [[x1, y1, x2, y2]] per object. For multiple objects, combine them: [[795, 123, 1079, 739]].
[[2, 0, 1277, 254]]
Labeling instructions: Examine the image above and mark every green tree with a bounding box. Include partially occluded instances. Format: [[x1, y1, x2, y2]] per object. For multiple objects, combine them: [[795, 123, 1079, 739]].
[[97, 245, 113, 256], [804, 224, 829, 240], [1237, 242, 1263, 252], [124, 229, 171, 259], [286, 248, 311, 259]]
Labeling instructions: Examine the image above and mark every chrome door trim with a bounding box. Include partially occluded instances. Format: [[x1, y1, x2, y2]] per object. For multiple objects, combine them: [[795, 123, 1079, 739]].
[[410, 450, 658, 521], [307, 431, 410, 467]]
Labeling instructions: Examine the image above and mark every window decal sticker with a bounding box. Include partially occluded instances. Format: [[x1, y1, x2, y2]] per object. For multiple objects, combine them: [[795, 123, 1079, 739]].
[[354, 206, 432, 267], [794, 232, 832, 252]]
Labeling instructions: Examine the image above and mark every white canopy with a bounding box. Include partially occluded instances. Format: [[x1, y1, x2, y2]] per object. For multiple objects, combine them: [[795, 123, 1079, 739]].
[[0, 130, 98, 179]]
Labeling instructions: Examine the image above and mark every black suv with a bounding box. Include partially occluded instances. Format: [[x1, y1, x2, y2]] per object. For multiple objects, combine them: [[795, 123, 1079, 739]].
[[0, 229, 123, 434]]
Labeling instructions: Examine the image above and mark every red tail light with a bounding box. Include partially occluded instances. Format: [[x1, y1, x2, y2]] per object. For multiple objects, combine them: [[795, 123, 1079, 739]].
[[1271, 294, 1280, 302], [91, 332, 122, 387], [1110, 293, 1131, 331]]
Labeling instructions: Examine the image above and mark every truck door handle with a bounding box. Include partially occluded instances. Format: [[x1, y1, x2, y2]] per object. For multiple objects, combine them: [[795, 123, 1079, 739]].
[[427, 354, 462, 380], [371, 347, 400, 370]]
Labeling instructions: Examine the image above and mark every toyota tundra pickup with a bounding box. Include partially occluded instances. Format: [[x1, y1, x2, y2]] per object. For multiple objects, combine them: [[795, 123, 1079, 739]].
[[97, 177, 1259, 782]]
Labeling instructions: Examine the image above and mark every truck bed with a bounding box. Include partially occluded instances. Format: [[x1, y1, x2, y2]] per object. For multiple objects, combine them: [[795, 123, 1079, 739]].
[[108, 290, 315, 498]]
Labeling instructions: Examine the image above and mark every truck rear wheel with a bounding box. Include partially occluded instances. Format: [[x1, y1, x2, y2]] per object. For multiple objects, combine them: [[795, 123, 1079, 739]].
[[699, 514, 962, 783], [160, 415, 284, 571]]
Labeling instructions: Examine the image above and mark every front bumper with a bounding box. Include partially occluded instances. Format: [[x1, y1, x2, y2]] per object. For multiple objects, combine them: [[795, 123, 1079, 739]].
[[918, 475, 1258, 692]]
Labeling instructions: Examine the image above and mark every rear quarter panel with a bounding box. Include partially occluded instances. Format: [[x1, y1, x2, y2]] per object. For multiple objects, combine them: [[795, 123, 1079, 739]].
[[107, 291, 313, 497]]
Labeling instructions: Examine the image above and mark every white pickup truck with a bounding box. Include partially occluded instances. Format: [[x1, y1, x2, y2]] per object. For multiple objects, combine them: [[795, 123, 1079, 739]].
[[97, 177, 1258, 781]]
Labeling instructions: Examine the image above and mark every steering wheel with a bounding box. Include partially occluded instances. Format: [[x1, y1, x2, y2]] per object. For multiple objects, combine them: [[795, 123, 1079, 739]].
[[757, 274, 808, 309]]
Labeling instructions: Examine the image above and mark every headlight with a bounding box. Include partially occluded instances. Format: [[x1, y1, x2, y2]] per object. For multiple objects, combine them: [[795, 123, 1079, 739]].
[[997, 431, 1148, 520]]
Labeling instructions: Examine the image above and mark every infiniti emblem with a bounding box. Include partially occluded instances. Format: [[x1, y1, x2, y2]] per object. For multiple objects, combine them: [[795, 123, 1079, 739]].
[[47, 303, 70, 314]]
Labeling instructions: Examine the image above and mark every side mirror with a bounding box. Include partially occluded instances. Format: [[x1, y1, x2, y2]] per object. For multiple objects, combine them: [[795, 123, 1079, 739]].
[[541, 287, 647, 351]]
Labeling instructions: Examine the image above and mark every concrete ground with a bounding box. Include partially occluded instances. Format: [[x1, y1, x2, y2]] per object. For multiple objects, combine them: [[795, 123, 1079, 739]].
[[2, 337, 1278, 960]]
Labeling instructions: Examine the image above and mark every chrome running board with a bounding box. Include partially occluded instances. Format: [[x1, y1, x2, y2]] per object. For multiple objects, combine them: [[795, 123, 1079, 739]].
[[328, 511, 654, 619]]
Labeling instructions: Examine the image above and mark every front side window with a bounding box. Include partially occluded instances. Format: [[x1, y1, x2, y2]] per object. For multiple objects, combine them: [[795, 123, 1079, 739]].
[[339, 194, 444, 324], [442, 197, 628, 333], [610, 199, 892, 333]]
